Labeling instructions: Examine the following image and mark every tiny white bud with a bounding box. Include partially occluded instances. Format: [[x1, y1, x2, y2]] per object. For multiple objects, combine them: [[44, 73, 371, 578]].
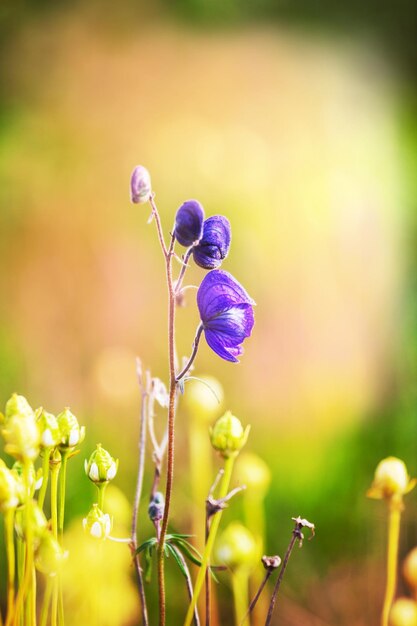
[[89, 462, 99, 482], [42, 429, 54, 448], [90, 521, 103, 539]]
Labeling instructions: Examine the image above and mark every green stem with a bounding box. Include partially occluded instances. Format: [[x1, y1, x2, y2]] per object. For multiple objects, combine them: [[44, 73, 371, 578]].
[[97, 483, 108, 511], [381, 498, 402, 626], [4, 508, 16, 626], [184, 455, 236, 626], [13, 462, 34, 626], [232, 567, 249, 626], [38, 451, 51, 512], [50, 464, 59, 540], [58, 452, 69, 540], [39, 578, 53, 626]]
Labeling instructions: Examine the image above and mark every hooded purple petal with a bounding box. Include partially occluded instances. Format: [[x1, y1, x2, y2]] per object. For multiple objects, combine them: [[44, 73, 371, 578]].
[[197, 270, 255, 322], [174, 200, 205, 247], [197, 270, 255, 363], [193, 215, 231, 269]]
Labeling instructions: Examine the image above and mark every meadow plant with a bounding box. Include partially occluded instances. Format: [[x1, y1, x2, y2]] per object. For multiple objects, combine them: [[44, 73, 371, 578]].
[[0, 166, 318, 626]]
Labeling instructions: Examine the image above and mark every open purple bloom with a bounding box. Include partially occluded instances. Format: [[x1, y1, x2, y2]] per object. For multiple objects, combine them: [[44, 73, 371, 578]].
[[193, 215, 231, 269], [197, 270, 255, 363], [174, 200, 205, 246]]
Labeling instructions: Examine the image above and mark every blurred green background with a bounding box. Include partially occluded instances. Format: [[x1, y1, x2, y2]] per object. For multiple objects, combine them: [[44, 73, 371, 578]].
[[1, 0, 417, 624]]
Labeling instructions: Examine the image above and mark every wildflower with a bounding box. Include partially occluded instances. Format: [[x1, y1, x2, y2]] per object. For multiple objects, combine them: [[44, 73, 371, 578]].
[[193, 215, 231, 269], [235, 452, 271, 497], [4, 393, 35, 421], [57, 407, 85, 450], [367, 457, 416, 501], [197, 269, 255, 362], [83, 504, 112, 540], [1, 411, 40, 462], [210, 411, 250, 458], [148, 492, 165, 523], [174, 200, 205, 246], [85, 444, 118, 484], [130, 165, 152, 204]]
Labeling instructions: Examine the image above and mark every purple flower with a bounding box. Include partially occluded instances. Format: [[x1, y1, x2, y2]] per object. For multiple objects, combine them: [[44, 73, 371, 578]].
[[174, 200, 205, 246], [197, 270, 255, 363], [130, 165, 152, 204], [193, 216, 231, 269]]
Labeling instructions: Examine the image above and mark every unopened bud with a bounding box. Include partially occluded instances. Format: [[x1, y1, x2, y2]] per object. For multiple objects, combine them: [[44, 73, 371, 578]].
[[12, 461, 42, 497], [5, 394, 35, 422], [35, 532, 68, 576], [183, 376, 223, 424], [390, 598, 417, 626], [85, 444, 118, 484], [15, 503, 47, 546], [57, 408, 85, 449], [1, 413, 40, 462], [83, 504, 112, 540], [210, 411, 250, 459], [130, 165, 152, 204], [0, 465, 19, 512], [403, 547, 417, 591], [148, 492, 165, 523], [37, 409, 60, 449], [216, 522, 257, 569], [367, 457, 416, 500], [235, 452, 271, 497]]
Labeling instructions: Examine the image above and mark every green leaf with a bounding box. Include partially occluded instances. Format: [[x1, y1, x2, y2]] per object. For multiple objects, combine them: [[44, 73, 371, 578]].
[[166, 544, 188, 578], [135, 537, 158, 556], [144, 546, 153, 583]]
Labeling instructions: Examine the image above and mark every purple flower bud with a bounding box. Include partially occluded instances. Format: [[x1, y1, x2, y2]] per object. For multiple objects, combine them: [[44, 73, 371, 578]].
[[148, 491, 165, 523], [193, 215, 231, 269], [197, 270, 255, 362], [174, 200, 205, 247], [130, 165, 152, 204]]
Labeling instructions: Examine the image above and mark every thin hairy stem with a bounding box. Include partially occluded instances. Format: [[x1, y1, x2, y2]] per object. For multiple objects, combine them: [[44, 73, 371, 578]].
[[175, 247, 194, 294], [175, 324, 204, 382], [381, 498, 402, 626], [184, 456, 236, 626], [241, 571, 271, 625], [131, 364, 149, 626], [149, 194, 168, 258], [265, 529, 299, 626], [158, 232, 176, 626]]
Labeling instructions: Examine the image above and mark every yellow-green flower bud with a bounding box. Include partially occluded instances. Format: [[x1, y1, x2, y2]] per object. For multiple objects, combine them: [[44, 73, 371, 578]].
[[1, 413, 40, 461], [35, 531, 68, 576], [84, 444, 118, 484], [403, 547, 417, 591], [57, 408, 85, 449], [37, 409, 60, 449], [367, 457, 416, 500], [216, 522, 257, 569], [389, 598, 417, 626], [0, 465, 19, 512], [12, 461, 42, 498], [210, 411, 250, 458], [235, 452, 271, 497], [82, 504, 112, 540], [15, 503, 47, 546], [5, 393, 35, 421], [183, 376, 224, 424]]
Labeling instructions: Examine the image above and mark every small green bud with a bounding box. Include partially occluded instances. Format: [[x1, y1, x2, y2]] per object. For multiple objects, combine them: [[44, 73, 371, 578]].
[[15, 503, 48, 546], [210, 411, 250, 458], [35, 531, 68, 576], [235, 452, 271, 497], [37, 409, 61, 449], [216, 522, 257, 569], [0, 465, 20, 512], [84, 444, 118, 484], [1, 413, 40, 461], [82, 504, 112, 540], [148, 491, 164, 523], [12, 461, 42, 497], [5, 394, 35, 422], [57, 408, 85, 449], [404, 547, 417, 591]]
